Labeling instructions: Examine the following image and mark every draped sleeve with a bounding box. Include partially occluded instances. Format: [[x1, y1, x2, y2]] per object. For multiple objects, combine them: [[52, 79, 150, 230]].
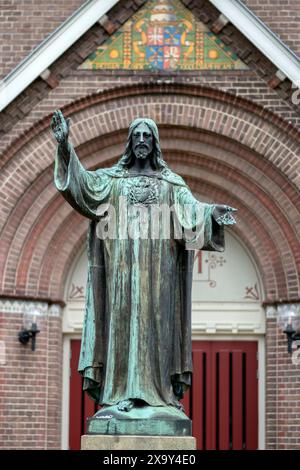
[[173, 184, 224, 251], [54, 143, 112, 219]]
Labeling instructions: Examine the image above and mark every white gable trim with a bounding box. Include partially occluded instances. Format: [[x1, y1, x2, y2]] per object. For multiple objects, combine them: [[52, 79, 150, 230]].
[[210, 0, 300, 84], [0, 0, 118, 111], [0, 0, 300, 112]]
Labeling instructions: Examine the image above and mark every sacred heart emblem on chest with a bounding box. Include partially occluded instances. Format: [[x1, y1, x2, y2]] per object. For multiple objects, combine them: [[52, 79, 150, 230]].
[[128, 176, 159, 205]]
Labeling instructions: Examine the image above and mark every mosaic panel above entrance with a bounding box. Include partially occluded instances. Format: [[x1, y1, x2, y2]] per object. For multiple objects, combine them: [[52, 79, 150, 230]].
[[80, 0, 247, 71]]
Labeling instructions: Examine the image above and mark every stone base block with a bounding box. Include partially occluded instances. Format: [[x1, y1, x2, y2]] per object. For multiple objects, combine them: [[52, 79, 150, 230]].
[[81, 434, 197, 450]]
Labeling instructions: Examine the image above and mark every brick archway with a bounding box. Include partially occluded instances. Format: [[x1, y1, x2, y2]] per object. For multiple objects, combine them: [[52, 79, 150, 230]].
[[0, 84, 299, 301]]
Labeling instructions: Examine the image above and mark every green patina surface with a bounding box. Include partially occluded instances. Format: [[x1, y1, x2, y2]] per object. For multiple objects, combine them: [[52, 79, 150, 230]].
[[53, 117, 226, 435], [80, 0, 247, 71], [87, 405, 192, 436]]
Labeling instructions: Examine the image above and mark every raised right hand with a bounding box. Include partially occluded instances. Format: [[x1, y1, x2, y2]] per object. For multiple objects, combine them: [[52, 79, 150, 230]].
[[51, 109, 70, 145]]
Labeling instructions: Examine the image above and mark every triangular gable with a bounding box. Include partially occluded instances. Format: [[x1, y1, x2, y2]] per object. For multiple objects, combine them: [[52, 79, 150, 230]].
[[80, 0, 247, 71], [1, 0, 299, 112]]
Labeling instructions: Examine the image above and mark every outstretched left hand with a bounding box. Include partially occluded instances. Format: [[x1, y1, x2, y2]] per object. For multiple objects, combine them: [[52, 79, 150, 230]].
[[212, 205, 237, 226]]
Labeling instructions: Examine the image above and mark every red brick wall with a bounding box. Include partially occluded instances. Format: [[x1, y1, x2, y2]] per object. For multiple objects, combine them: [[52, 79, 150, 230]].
[[0, 0, 84, 79], [266, 317, 300, 450], [1, 71, 300, 156], [1, 0, 299, 141], [0, 307, 62, 449], [243, 0, 300, 57]]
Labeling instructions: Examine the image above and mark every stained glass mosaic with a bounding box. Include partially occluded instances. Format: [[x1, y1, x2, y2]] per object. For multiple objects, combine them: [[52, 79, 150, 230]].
[[80, 0, 247, 71]]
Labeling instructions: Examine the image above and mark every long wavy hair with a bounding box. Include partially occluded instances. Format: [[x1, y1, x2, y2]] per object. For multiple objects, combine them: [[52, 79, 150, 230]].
[[116, 118, 167, 170]]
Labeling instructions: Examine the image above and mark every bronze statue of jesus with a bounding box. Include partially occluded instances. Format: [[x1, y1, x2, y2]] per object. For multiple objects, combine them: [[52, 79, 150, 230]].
[[51, 110, 236, 431]]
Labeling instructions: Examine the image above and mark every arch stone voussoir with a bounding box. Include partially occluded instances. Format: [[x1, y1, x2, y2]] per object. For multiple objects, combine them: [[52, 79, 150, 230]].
[[1, 83, 300, 229], [1, 85, 299, 303]]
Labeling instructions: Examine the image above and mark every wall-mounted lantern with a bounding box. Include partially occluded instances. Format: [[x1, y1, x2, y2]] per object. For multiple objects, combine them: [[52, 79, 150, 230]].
[[18, 306, 41, 351], [277, 304, 300, 354]]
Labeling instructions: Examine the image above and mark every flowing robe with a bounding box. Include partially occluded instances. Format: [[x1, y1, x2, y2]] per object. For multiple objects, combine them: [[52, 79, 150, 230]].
[[54, 145, 224, 407]]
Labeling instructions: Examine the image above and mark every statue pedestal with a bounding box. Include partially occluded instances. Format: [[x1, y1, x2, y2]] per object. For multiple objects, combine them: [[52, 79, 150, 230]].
[[86, 405, 192, 436], [82, 405, 196, 449], [81, 434, 196, 450]]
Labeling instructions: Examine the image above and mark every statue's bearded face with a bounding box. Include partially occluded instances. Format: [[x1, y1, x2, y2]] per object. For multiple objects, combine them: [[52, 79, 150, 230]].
[[132, 123, 153, 160]]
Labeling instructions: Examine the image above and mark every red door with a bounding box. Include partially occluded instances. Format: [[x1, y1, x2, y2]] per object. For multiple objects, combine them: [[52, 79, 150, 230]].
[[189, 341, 258, 450], [69, 340, 258, 450], [69, 340, 98, 450]]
